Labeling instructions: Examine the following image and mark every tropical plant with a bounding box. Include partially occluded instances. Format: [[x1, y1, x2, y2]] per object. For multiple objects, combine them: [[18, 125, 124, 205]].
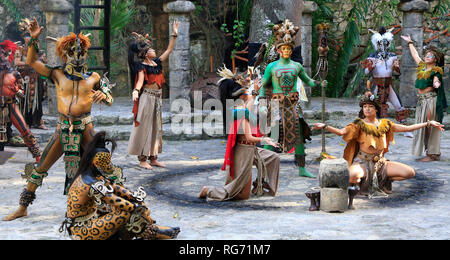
[[0, 0, 23, 23], [220, 0, 252, 58], [312, 0, 406, 98]]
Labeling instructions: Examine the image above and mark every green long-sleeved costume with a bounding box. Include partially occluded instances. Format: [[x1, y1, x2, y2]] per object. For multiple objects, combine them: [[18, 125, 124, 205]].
[[259, 57, 318, 177]]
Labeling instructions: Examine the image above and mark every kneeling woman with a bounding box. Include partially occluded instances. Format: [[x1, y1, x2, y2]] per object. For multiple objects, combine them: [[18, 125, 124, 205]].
[[312, 94, 443, 197], [199, 67, 280, 201], [61, 132, 180, 240]]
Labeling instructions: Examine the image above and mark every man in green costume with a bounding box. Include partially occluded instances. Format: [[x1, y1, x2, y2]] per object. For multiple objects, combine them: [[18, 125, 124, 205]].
[[258, 19, 326, 178]]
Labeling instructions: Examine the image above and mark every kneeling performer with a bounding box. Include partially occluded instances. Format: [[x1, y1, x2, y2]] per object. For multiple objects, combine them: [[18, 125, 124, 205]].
[[199, 67, 280, 201], [312, 93, 443, 197]]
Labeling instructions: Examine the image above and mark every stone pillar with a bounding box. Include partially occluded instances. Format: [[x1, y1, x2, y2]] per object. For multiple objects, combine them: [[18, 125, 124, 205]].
[[40, 0, 73, 115], [398, 0, 430, 108], [164, 0, 195, 104], [301, 1, 317, 108]]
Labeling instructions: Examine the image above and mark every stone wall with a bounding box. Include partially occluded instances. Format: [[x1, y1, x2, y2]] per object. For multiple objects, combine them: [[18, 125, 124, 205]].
[[0, 0, 45, 43]]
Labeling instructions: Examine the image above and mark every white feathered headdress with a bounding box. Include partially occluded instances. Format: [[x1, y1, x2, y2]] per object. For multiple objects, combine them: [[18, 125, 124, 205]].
[[369, 27, 394, 51]]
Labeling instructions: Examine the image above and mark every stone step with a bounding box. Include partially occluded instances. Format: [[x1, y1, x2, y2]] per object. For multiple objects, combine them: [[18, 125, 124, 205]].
[[19, 113, 450, 145], [40, 109, 399, 128]]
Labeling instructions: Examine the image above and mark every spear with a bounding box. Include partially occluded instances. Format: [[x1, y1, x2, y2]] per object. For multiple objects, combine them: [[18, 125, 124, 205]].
[[314, 23, 336, 161]]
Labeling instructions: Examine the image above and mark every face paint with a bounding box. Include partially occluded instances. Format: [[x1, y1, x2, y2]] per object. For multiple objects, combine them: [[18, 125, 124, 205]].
[[279, 45, 293, 59]]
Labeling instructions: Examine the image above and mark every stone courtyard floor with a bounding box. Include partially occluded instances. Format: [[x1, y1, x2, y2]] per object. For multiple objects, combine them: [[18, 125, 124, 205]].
[[0, 97, 449, 240]]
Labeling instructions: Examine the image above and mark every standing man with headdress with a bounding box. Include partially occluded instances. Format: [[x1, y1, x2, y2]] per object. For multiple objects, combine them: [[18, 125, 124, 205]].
[[3, 18, 114, 221], [401, 35, 447, 162], [257, 19, 326, 178], [127, 21, 179, 170], [361, 27, 413, 138], [0, 39, 41, 160]]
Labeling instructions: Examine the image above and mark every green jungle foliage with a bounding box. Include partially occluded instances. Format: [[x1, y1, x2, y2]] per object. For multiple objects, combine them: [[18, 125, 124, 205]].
[[312, 0, 448, 98], [311, 0, 403, 98], [0, 0, 23, 22]]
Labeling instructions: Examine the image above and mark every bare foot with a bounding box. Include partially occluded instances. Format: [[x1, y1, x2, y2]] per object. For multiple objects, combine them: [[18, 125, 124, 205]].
[[3, 206, 27, 221], [139, 161, 153, 170], [418, 156, 434, 162], [154, 225, 180, 239], [150, 160, 166, 168], [198, 186, 208, 199]]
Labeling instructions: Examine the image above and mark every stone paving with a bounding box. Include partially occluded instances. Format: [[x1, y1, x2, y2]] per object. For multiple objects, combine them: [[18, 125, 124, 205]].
[[0, 98, 449, 240]]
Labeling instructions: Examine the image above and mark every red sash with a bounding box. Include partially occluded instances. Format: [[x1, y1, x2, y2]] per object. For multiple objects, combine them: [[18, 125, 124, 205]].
[[222, 118, 263, 179]]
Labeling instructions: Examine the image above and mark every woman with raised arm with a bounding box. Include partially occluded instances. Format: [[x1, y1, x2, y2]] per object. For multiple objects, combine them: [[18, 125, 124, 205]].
[[401, 35, 447, 162], [312, 93, 443, 197], [127, 21, 179, 170]]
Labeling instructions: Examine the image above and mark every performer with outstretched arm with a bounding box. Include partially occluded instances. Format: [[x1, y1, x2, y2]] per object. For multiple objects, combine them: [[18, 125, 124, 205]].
[[127, 21, 179, 170], [3, 18, 113, 221], [400, 35, 446, 162], [312, 93, 443, 197]]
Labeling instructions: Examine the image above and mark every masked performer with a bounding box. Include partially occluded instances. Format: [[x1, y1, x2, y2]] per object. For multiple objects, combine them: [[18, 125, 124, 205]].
[[15, 38, 48, 130], [361, 27, 413, 138], [127, 21, 179, 170], [257, 19, 326, 178], [59, 131, 180, 240], [3, 18, 114, 221], [401, 35, 447, 162], [0, 39, 41, 159], [198, 66, 280, 201], [312, 93, 444, 197]]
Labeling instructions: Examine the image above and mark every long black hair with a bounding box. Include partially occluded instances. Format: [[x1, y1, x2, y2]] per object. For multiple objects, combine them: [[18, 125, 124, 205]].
[[69, 131, 117, 189], [128, 41, 150, 90]]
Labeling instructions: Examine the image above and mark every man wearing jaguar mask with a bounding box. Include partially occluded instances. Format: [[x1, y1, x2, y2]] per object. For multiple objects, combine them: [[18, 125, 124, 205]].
[[0, 40, 41, 161], [361, 27, 413, 138], [3, 18, 114, 221]]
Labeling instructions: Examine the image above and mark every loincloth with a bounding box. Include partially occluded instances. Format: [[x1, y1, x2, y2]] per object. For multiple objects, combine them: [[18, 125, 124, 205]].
[[58, 113, 93, 194], [353, 151, 392, 198]]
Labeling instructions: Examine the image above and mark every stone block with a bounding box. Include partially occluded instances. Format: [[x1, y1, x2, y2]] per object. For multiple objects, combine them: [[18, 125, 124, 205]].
[[398, 0, 430, 12], [169, 50, 190, 70], [164, 0, 196, 14], [302, 15, 313, 27], [303, 1, 318, 14], [399, 67, 419, 107], [319, 158, 349, 190], [402, 12, 424, 28], [45, 13, 70, 25], [320, 187, 349, 213], [40, 0, 73, 13]]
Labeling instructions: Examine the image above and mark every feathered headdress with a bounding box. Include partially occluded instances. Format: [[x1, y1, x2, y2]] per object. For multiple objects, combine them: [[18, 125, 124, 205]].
[[369, 27, 394, 52], [129, 32, 152, 59], [0, 40, 18, 63], [217, 65, 251, 99], [272, 19, 300, 49]]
